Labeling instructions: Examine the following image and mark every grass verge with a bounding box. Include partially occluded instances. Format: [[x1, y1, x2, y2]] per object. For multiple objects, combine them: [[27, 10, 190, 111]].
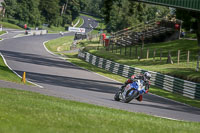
[[0, 54, 31, 85], [86, 39, 200, 83], [45, 36, 74, 52], [0, 87, 200, 133], [76, 17, 84, 27], [0, 31, 6, 35], [45, 26, 67, 33], [0, 21, 23, 29]]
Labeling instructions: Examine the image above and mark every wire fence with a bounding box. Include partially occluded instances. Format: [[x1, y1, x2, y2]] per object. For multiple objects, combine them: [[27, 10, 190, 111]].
[[104, 42, 200, 71]]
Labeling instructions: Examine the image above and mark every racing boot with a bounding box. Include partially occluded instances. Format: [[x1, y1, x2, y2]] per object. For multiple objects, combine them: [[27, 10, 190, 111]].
[[136, 95, 143, 102]]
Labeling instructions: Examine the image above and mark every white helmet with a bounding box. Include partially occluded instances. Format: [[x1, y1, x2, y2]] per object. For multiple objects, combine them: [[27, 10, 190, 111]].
[[144, 72, 151, 80]]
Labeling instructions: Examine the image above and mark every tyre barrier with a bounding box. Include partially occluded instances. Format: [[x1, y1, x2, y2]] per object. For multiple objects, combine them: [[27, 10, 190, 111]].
[[78, 50, 200, 99]]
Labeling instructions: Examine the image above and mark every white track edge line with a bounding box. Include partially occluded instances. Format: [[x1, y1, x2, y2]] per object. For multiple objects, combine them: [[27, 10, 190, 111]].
[[0, 52, 43, 88], [0, 31, 8, 37]]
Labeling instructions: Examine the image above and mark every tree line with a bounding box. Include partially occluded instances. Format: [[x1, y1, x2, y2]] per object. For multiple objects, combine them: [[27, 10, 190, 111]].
[[1, 0, 83, 27], [1, 0, 199, 46]]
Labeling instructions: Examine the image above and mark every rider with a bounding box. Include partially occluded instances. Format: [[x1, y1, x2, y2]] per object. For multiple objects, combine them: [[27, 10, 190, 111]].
[[120, 72, 151, 102]]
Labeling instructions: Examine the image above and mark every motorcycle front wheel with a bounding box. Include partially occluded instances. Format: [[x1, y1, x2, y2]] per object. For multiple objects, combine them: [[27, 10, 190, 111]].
[[122, 89, 138, 103], [114, 91, 121, 101]]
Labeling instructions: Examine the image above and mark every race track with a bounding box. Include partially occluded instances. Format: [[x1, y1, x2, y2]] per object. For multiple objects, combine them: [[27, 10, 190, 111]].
[[0, 15, 200, 122]]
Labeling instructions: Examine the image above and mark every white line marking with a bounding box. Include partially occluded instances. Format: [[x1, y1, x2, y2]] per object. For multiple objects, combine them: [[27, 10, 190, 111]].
[[0, 31, 8, 37], [0, 52, 43, 88], [153, 115, 185, 122]]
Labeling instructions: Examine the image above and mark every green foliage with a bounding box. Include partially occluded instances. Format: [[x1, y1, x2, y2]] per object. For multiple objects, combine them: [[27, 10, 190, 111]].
[[0, 21, 23, 29], [176, 9, 200, 46], [2, 0, 82, 27], [102, 0, 170, 32]]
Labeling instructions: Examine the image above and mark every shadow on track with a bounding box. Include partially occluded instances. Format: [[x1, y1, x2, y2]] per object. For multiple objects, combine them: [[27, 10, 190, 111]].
[[0, 50, 85, 70], [15, 70, 122, 94]]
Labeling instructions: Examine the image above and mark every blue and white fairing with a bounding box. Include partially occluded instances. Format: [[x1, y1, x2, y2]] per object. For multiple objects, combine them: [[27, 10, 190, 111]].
[[122, 79, 146, 99]]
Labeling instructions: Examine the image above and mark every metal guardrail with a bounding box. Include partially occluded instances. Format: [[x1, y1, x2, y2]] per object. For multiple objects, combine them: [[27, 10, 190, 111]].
[[78, 51, 200, 99]]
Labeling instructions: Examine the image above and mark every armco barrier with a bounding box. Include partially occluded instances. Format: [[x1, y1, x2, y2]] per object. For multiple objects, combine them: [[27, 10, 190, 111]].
[[78, 50, 200, 99]]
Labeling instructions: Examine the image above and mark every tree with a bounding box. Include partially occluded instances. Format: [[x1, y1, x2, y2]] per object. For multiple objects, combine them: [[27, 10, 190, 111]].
[[176, 9, 200, 47], [2, 0, 18, 18], [39, 0, 60, 26], [102, 0, 169, 32]]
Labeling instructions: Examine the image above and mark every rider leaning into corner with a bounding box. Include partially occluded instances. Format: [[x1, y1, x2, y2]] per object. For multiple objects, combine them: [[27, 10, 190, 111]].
[[120, 72, 151, 102]]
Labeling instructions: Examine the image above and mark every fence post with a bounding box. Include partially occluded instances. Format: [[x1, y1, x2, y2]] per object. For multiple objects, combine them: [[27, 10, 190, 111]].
[[125, 46, 127, 56], [187, 50, 190, 63], [178, 50, 180, 64], [120, 46, 122, 55], [112, 41, 114, 53], [147, 48, 149, 59], [135, 46, 138, 59], [167, 50, 173, 64], [140, 48, 143, 59], [160, 49, 162, 62], [197, 53, 200, 72], [153, 49, 156, 62]]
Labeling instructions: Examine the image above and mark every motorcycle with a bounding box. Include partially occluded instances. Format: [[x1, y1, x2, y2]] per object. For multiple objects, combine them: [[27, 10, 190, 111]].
[[114, 79, 146, 103]]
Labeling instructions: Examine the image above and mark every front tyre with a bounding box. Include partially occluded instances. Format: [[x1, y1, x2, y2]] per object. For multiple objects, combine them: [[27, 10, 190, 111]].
[[114, 91, 121, 101], [122, 89, 138, 103]]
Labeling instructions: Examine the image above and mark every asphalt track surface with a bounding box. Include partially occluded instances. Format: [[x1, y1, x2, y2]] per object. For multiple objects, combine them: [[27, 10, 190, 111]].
[[0, 16, 200, 122]]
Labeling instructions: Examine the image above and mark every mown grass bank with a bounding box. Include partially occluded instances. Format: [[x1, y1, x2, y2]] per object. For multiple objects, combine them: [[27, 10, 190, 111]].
[[45, 36, 74, 52], [0, 87, 200, 133], [0, 21, 23, 29], [85, 39, 200, 83], [0, 31, 6, 35], [0, 55, 30, 85]]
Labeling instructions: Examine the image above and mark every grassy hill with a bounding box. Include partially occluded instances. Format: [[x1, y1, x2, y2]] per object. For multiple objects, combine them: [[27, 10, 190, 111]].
[[0, 21, 23, 29], [83, 39, 200, 83]]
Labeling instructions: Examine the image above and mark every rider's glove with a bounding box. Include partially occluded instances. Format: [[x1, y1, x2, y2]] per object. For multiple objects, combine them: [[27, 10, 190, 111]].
[[145, 89, 149, 94]]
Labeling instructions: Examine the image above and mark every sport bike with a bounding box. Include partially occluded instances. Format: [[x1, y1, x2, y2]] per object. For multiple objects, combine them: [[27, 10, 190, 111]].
[[114, 79, 146, 103]]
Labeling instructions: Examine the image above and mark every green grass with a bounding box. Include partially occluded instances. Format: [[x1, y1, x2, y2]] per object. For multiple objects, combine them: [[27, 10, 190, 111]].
[[72, 17, 84, 28], [46, 26, 67, 33], [76, 17, 84, 27], [184, 33, 197, 39], [45, 36, 74, 52], [0, 31, 6, 35], [0, 21, 23, 29], [0, 87, 200, 133], [85, 39, 200, 83], [0, 55, 30, 85]]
